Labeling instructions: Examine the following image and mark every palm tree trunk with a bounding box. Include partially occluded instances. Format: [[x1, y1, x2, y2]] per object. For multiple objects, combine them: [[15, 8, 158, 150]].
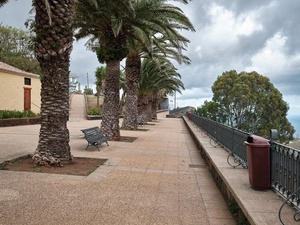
[[34, 59, 72, 164], [151, 92, 158, 120], [101, 59, 121, 140], [122, 55, 141, 130], [33, 0, 73, 165], [138, 95, 151, 121]]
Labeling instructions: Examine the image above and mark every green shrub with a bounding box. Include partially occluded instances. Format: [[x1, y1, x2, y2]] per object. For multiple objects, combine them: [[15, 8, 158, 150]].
[[0, 110, 37, 119], [0, 110, 14, 119], [84, 88, 93, 95], [87, 107, 101, 115], [23, 110, 37, 118]]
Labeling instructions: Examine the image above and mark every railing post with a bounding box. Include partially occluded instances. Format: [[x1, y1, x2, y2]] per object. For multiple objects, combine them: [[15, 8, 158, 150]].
[[270, 129, 278, 189], [270, 129, 279, 142]]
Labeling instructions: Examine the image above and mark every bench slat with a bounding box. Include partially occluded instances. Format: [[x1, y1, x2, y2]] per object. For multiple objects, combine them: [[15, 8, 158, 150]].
[[81, 126, 112, 151]]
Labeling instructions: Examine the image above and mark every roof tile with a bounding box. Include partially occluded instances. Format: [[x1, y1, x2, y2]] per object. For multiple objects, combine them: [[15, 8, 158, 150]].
[[0, 61, 40, 78]]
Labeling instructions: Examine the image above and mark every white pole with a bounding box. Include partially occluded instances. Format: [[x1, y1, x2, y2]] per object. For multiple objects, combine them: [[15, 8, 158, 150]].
[[174, 91, 176, 109], [87, 72, 89, 88]]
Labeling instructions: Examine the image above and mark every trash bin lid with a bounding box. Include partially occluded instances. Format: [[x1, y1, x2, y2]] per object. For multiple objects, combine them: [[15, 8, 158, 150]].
[[244, 135, 270, 147]]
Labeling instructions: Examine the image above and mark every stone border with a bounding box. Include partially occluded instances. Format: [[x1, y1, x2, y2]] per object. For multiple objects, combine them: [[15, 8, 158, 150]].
[[183, 116, 299, 225], [0, 117, 40, 127]]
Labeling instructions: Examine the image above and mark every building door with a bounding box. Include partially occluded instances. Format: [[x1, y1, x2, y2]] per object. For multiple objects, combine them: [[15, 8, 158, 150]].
[[24, 88, 31, 110]]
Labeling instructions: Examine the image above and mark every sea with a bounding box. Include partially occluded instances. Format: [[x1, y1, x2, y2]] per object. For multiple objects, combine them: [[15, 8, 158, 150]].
[[288, 115, 300, 139]]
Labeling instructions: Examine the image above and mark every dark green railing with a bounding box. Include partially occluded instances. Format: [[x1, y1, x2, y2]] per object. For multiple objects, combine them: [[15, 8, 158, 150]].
[[187, 112, 300, 219], [188, 112, 249, 168]]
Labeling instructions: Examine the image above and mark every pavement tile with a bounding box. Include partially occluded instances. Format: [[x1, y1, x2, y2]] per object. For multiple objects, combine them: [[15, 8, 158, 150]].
[[179, 209, 209, 225], [206, 208, 235, 219], [204, 200, 228, 209], [150, 209, 180, 225], [209, 218, 237, 225], [120, 207, 153, 225], [0, 111, 237, 225]]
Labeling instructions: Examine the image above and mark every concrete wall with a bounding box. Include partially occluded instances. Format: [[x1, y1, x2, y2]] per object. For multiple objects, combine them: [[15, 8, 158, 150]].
[[0, 71, 41, 114]]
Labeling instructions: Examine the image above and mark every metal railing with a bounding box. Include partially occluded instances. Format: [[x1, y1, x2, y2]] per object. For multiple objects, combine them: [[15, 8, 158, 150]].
[[169, 106, 192, 115], [188, 113, 249, 168], [271, 141, 300, 223], [187, 112, 300, 218]]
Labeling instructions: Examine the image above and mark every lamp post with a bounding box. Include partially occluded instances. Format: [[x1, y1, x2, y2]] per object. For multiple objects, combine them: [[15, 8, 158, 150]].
[[86, 72, 89, 88], [174, 91, 176, 109]]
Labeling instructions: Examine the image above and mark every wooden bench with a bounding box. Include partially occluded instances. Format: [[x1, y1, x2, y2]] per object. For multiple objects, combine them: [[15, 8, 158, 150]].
[[81, 126, 112, 151]]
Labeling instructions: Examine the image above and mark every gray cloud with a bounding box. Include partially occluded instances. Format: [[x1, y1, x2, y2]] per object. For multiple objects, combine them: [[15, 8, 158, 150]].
[[1, 0, 300, 113], [0, 0, 32, 29]]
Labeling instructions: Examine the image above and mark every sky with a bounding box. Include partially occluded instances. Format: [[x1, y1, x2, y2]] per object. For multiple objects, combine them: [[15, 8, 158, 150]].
[[0, 0, 300, 136]]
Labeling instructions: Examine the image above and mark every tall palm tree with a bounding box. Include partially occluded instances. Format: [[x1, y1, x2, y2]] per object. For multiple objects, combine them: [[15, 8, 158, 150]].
[[123, 38, 191, 129], [32, 0, 74, 165], [119, 69, 127, 115], [74, 0, 194, 137], [138, 57, 184, 120], [0, 0, 8, 8], [74, 0, 136, 140], [122, 0, 194, 130], [95, 66, 106, 112]]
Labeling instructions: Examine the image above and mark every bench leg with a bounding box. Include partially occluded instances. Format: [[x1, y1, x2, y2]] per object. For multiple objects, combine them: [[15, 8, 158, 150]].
[[85, 143, 100, 151]]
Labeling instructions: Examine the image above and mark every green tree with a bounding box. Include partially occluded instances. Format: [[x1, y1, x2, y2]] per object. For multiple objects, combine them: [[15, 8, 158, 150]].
[[32, 0, 74, 165], [74, 0, 193, 138], [119, 69, 126, 115], [0, 24, 41, 74], [195, 100, 218, 121], [0, 0, 8, 8], [74, 0, 136, 140], [94, 66, 126, 114], [95, 66, 106, 110], [122, 0, 194, 130], [84, 87, 93, 95], [211, 70, 295, 143], [138, 57, 184, 120]]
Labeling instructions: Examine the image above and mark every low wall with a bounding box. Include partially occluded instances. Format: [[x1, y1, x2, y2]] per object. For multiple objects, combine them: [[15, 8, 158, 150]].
[[0, 117, 41, 127], [183, 116, 298, 225]]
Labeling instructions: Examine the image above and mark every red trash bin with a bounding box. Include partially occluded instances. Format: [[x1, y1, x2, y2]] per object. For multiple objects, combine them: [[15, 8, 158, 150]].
[[244, 135, 270, 190]]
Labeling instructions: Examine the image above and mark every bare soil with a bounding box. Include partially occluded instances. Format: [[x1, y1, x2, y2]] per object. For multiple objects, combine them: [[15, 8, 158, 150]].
[[114, 136, 137, 142], [0, 156, 107, 176], [0, 136, 137, 176]]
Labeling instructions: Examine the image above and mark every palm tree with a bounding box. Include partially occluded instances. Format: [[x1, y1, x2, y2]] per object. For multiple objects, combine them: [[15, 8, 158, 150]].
[[138, 57, 184, 120], [74, 0, 136, 140], [0, 0, 8, 8], [121, 0, 194, 130], [119, 69, 127, 115], [95, 66, 106, 112], [32, 0, 74, 165], [74, 0, 194, 137]]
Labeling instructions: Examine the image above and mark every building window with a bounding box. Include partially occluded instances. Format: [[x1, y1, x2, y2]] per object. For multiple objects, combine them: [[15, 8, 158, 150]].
[[24, 78, 31, 85]]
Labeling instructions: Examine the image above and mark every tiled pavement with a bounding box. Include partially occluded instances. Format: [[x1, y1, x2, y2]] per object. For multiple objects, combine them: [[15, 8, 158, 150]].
[[69, 93, 86, 121], [0, 112, 236, 225]]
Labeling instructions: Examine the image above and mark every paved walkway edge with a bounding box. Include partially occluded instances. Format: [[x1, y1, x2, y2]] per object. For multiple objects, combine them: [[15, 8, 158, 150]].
[[183, 116, 298, 225]]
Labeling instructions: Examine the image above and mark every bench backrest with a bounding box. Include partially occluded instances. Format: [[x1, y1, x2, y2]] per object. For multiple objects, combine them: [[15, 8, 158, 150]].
[[81, 126, 105, 142], [137, 117, 144, 124]]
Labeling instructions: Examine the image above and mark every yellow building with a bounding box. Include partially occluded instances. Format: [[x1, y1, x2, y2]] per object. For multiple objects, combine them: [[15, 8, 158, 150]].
[[0, 62, 41, 114]]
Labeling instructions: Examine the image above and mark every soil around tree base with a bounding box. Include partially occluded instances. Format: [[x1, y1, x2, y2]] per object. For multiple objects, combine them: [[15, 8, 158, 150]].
[[0, 155, 107, 176]]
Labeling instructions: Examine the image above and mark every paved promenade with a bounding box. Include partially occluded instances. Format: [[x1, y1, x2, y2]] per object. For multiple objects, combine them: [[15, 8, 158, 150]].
[[0, 112, 235, 225], [69, 93, 86, 121]]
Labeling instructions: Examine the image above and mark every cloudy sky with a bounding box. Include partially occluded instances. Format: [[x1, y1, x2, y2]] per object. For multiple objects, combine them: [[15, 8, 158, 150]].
[[1, 0, 300, 135]]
